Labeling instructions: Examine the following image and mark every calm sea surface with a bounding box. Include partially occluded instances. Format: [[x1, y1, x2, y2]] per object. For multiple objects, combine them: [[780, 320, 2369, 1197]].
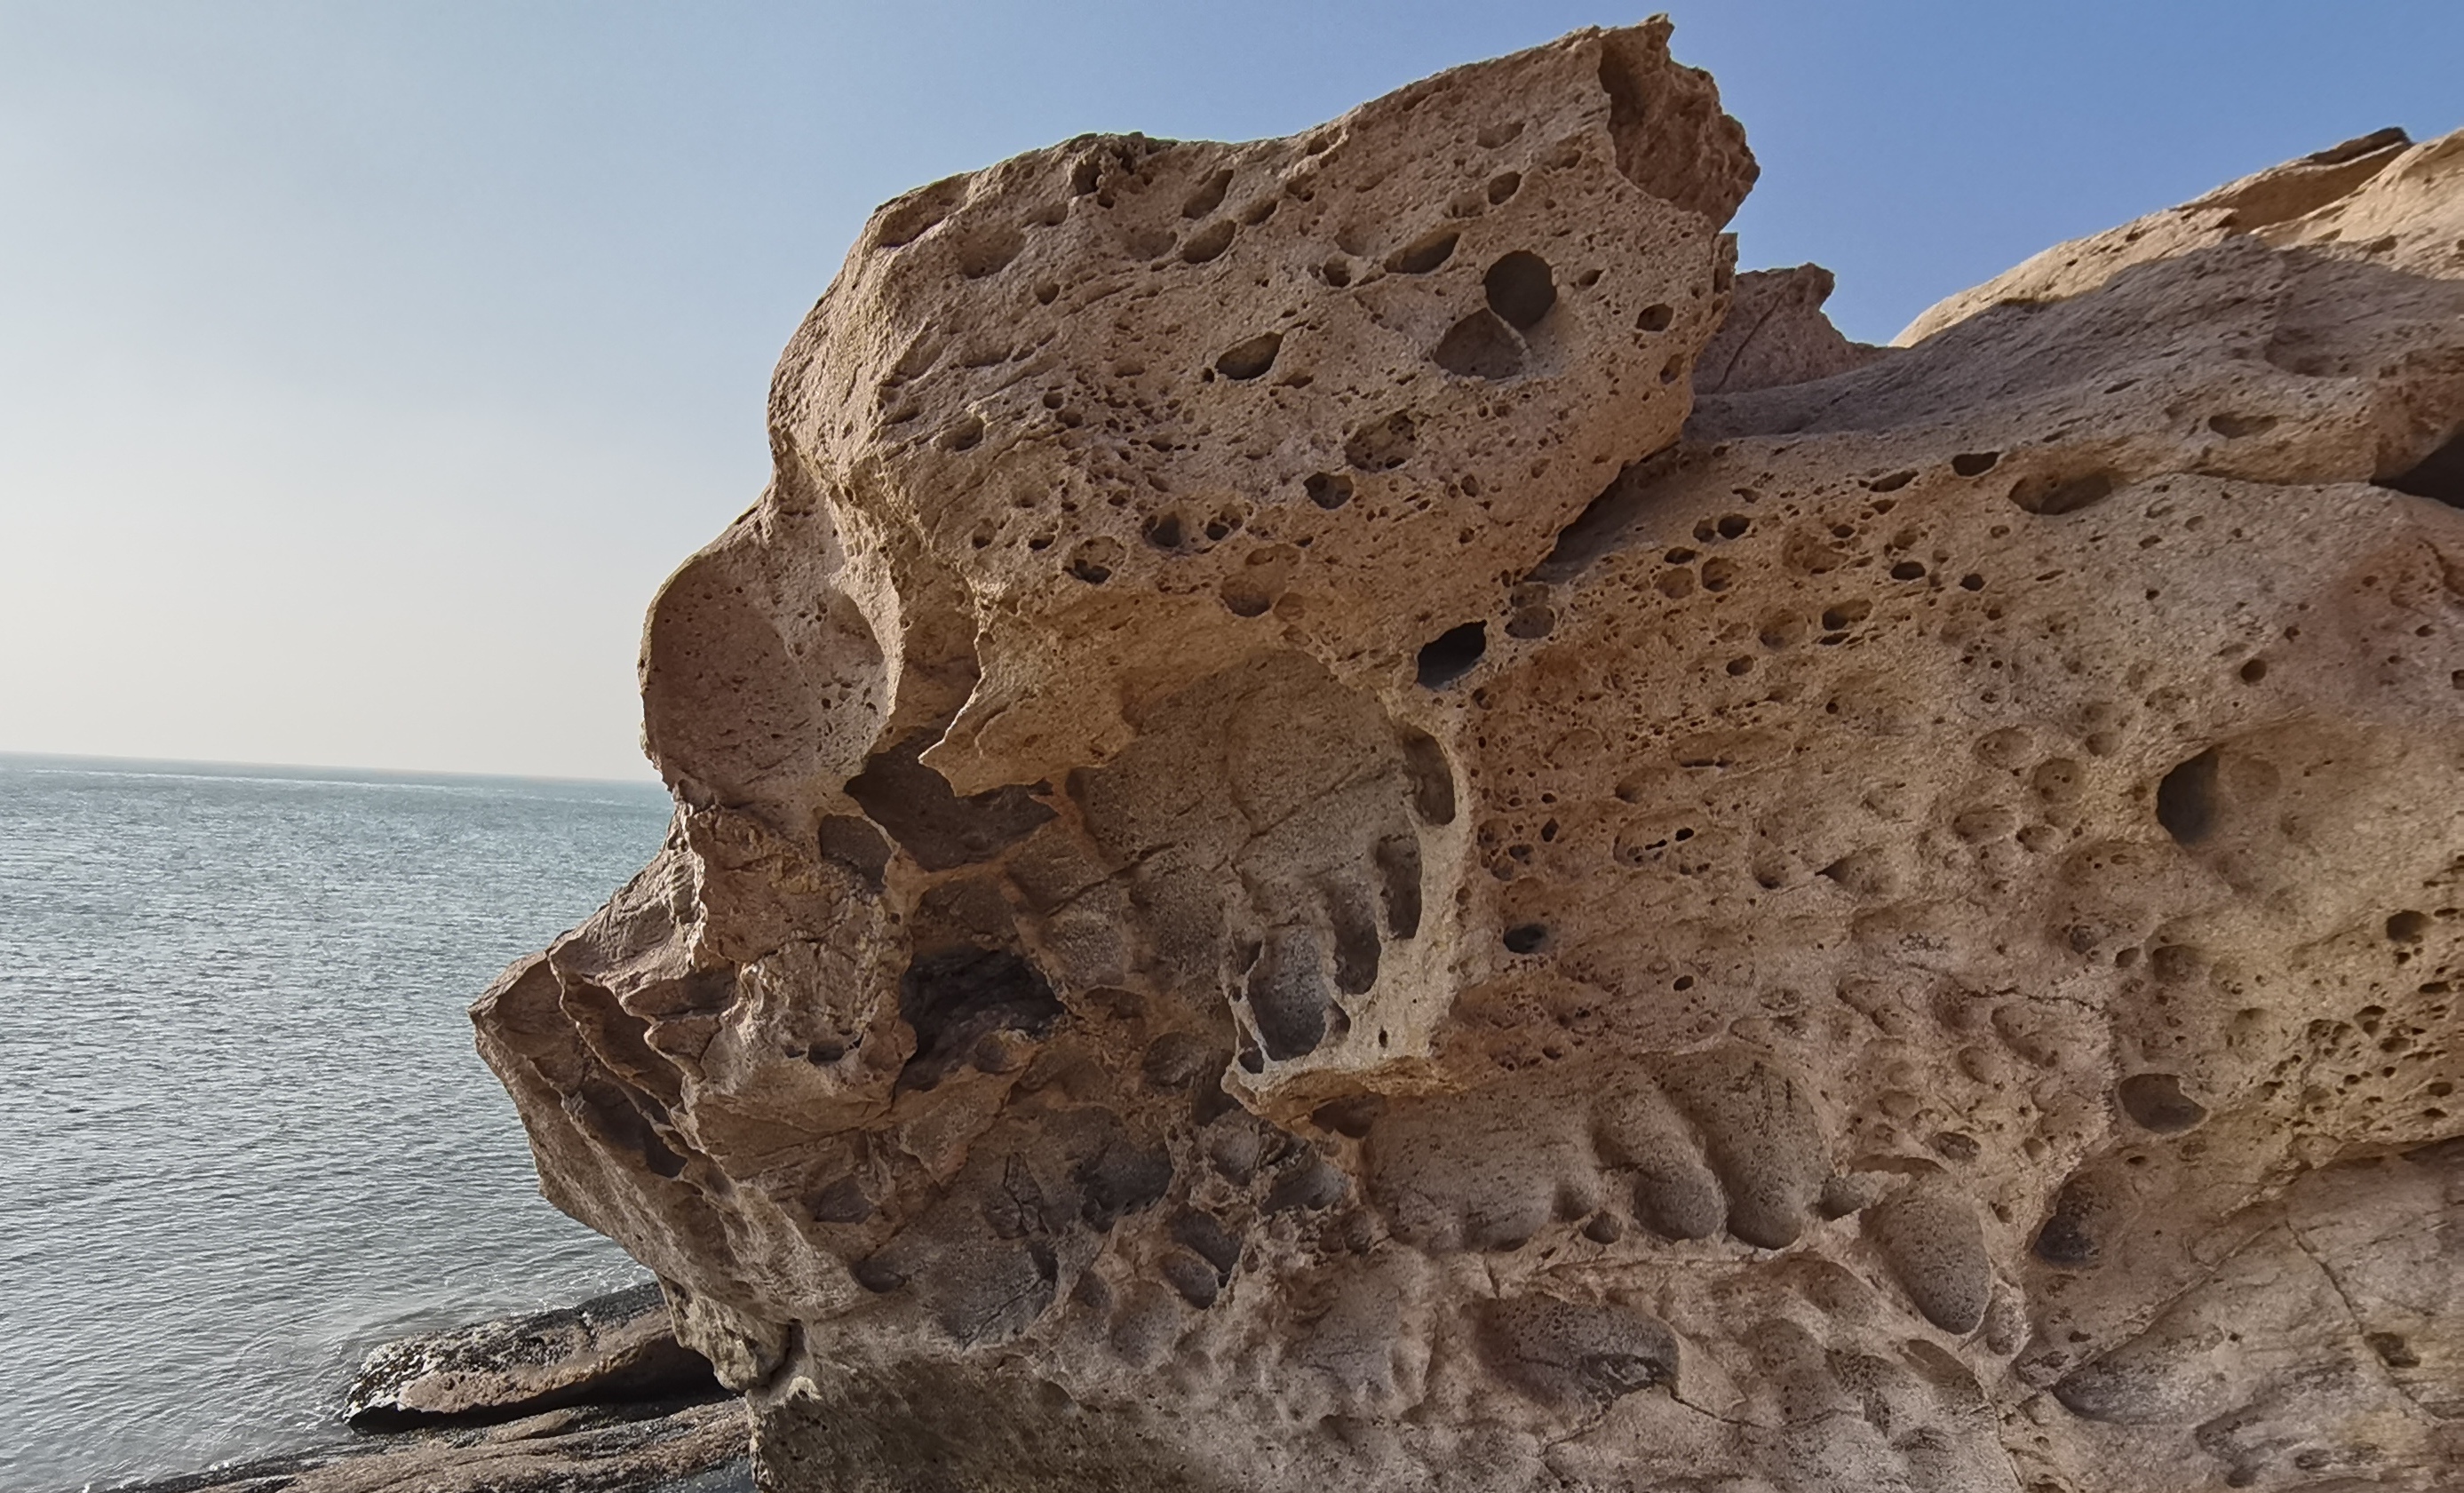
[[0, 755, 674, 1490]]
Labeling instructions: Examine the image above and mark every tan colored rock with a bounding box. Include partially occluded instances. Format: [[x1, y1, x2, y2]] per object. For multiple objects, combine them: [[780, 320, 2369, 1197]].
[[1895, 124, 2464, 462], [1893, 125, 2421, 346], [647, 20, 1752, 814], [475, 19, 2464, 1493], [1694, 262, 1891, 394]]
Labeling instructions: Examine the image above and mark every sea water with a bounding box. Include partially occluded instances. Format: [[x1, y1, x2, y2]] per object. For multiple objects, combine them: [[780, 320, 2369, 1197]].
[[0, 755, 674, 1490]]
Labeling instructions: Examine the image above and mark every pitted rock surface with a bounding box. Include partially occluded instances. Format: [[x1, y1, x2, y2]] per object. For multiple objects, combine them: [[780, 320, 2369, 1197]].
[[473, 20, 2464, 1493]]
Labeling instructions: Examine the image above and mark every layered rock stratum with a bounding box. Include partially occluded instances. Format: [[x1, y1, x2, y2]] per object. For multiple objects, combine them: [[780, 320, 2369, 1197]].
[[473, 20, 2464, 1491]]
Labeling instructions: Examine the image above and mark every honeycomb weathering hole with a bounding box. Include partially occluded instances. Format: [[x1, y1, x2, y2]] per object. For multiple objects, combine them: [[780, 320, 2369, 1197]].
[[2379, 427, 2464, 507], [955, 226, 1025, 279], [895, 947, 1064, 1092], [1397, 727, 1458, 824], [845, 736, 1054, 871], [1246, 932, 1331, 1060], [1067, 536, 1122, 585], [1181, 219, 1236, 265], [2009, 470, 2118, 515], [1303, 472, 1354, 509], [1593, 26, 1754, 221], [1181, 168, 1233, 219], [1214, 332, 1282, 381], [1483, 251, 1557, 330], [872, 179, 965, 249], [1219, 578, 1272, 617], [1345, 412, 1419, 472], [2116, 1072, 2207, 1133], [1385, 229, 1459, 274], [2033, 1180, 2099, 1267], [2155, 747, 2222, 846], [1433, 312, 1525, 380], [1416, 622, 1488, 688]]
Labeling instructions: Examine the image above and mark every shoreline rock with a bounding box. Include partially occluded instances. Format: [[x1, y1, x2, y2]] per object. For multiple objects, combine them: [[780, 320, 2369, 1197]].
[[471, 17, 2464, 1493], [345, 1281, 719, 1431], [101, 1288, 745, 1493], [107, 1401, 745, 1493]]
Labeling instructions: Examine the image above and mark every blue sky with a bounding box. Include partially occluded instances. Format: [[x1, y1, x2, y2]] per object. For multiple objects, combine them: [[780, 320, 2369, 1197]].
[[3, 1, 2457, 779]]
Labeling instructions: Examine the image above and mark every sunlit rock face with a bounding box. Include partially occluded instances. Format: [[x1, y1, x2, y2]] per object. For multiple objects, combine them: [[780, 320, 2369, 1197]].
[[473, 20, 2464, 1491]]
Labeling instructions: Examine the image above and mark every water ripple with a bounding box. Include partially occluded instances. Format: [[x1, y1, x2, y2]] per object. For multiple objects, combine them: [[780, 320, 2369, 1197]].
[[0, 757, 672, 1490]]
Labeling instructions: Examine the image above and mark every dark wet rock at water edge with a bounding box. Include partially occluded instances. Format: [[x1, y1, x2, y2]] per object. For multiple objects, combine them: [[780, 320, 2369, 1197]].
[[346, 1281, 719, 1429], [103, 1399, 745, 1493], [98, 1285, 742, 1493]]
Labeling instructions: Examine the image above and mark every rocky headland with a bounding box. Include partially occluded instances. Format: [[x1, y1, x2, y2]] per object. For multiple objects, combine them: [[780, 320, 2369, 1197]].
[[464, 17, 2463, 1493]]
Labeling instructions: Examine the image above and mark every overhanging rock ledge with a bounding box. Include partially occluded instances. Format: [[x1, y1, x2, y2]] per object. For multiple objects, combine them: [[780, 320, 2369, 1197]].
[[475, 19, 2464, 1491]]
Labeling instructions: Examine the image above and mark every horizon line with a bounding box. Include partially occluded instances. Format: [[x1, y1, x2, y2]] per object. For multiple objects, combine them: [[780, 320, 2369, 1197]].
[[0, 748, 668, 793]]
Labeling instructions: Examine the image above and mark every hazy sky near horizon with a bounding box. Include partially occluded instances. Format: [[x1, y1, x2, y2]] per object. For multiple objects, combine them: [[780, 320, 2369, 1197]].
[[3, 3, 2458, 782]]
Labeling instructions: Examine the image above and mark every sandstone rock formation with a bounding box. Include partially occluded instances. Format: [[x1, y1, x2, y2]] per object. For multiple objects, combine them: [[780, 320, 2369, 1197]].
[[473, 20, 2464, 1492]]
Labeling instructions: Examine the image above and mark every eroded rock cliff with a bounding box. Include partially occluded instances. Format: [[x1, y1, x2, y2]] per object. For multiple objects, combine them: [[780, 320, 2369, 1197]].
[[475, 20, 2464, 1491]]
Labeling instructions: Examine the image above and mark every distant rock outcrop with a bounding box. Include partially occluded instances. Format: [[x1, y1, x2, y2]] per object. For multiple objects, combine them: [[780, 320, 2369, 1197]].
[[473, 19, 2464, 1491], [1692, 262, 1889, 393]]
